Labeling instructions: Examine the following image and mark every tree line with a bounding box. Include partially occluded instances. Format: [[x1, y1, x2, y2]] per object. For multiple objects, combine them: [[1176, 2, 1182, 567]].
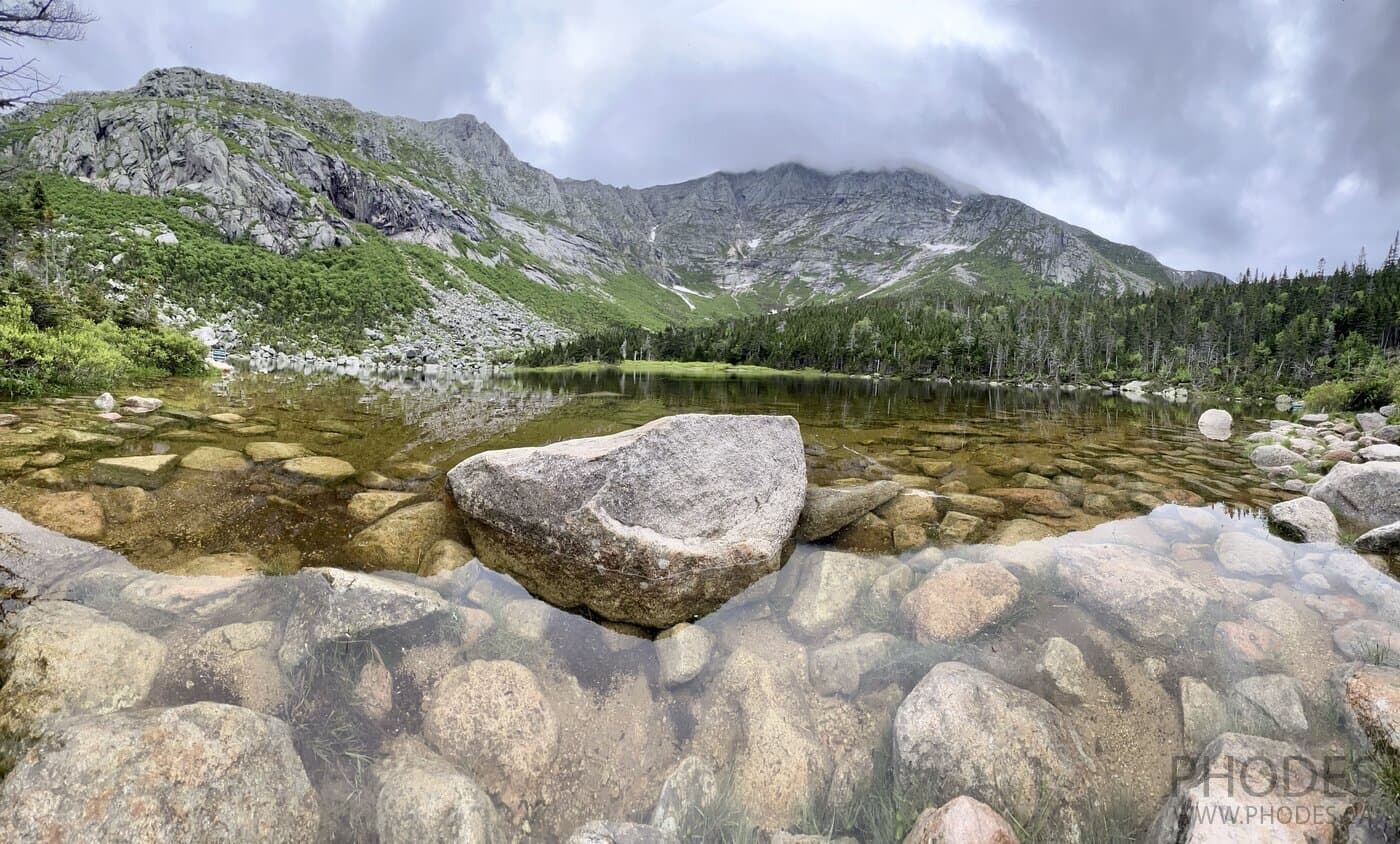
[[520, 239, 1400, 400]]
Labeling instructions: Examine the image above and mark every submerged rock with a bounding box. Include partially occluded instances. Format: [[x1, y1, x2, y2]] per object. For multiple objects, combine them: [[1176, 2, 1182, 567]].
[[244, 441, 313, 462], [567, 821, 680, 844], [187, 621, 288, 713], [809, 632, 899, 696], [276, 567, 459, 670], [1214, 530, 1290, 577], [1309, 461, 1400, 529], [90, 454, 180, 489], [180, 445, 252, 473], [938, 510, 984, 544], [1179, 677, 1227, 751], [20, 490, 106, 539], [1227, 674, 1308, 737], [796, 480, 901, 541], [894, 661, 1097, 838], [422, 660, 559, 813], [348, 490, 419, 523], [447, 413, 806, 628], [0, 601, 165, 735], [170, 552, 263, 577], [786, 550, 889, 638], [279, 455, 356, 484], [345, 501, 455, 571], [1037, 636, 1092, 700], [1266, 496, 1340, 544], [1340, 663, 1400, 753], [691, 649, 832, 829], [650, 756, 719, 837], [1055, 544, 1210, 645], [900, 562, 1020, 644], [1333, 619, 1400, 666], [1148, 733, 1356, 843], [373, 740, 508, 844], [656, 622, 715, 687], [0, 702, 320, 843]]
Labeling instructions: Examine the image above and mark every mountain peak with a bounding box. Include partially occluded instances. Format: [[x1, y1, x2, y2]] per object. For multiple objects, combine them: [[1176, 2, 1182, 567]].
[[11, 66, 1221, 312]]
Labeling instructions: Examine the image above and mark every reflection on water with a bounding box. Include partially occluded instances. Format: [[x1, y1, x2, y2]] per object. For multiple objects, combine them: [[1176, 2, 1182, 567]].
[[0, 369, 1393, 841]]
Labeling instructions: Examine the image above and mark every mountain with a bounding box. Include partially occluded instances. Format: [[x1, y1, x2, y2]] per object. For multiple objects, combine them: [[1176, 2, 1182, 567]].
[[0, 67, 1223, 363]]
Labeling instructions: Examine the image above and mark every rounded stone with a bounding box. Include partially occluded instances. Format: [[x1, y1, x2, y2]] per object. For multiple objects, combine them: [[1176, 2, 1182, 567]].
[[422, 660, 559, 811], [900, 562, 1020, 644]]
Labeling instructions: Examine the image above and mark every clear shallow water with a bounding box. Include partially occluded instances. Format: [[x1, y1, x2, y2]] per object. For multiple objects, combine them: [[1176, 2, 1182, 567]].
[[0, 370, 1394, 841]]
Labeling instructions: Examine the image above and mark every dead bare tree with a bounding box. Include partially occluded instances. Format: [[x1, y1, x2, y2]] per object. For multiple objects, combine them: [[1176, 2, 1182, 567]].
[[0, 1, 94, 110]]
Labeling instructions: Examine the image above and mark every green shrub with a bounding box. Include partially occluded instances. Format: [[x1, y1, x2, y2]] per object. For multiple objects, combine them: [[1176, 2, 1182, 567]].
[[1346, 376, 1397, 411], [1304, 380, 1357, 411], [0, 300, 206, 397]]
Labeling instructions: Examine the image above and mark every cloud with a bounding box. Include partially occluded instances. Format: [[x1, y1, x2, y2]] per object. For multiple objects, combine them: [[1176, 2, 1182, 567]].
[[22, 0, 1400, 274]]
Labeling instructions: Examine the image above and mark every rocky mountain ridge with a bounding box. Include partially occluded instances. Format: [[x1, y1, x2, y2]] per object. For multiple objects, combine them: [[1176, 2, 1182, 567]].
[[0, 67, 1223, 361]]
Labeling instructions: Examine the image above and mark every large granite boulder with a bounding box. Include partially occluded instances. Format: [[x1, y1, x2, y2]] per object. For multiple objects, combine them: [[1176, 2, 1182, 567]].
[[0, 702, 319, 842], [894, 662, 1098, 838], [448, 414, 806, 627], [1310, 462, 1400, 529]]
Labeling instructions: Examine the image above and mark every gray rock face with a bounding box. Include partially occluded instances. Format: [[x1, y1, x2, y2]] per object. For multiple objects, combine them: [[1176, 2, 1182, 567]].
[[1148, 733, 1356, 844], [0, 702, 319, 843], [894, 662, 1097, 838], [0, 601, 165, 735], [7, 66, 1219, 365], [1310, 462, 1400, 529], [448, 414, 806, 628], [1358, 412, 1388, 432], [1266, 496, 1341, 544], [1361, 443, 1400, 462], [796, 480, 901, 541]]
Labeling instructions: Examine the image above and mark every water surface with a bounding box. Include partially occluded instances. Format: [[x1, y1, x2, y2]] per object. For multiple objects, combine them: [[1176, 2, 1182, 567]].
[[0, 370, 1390, 841]]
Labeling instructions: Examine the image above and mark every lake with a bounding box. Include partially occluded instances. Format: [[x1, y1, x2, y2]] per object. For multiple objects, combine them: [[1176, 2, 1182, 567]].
[[0, 368, 1390, 841]]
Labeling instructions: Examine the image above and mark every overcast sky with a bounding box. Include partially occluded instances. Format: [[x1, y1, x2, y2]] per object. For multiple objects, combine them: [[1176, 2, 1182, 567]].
[[26, 0, 1400, 275]]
